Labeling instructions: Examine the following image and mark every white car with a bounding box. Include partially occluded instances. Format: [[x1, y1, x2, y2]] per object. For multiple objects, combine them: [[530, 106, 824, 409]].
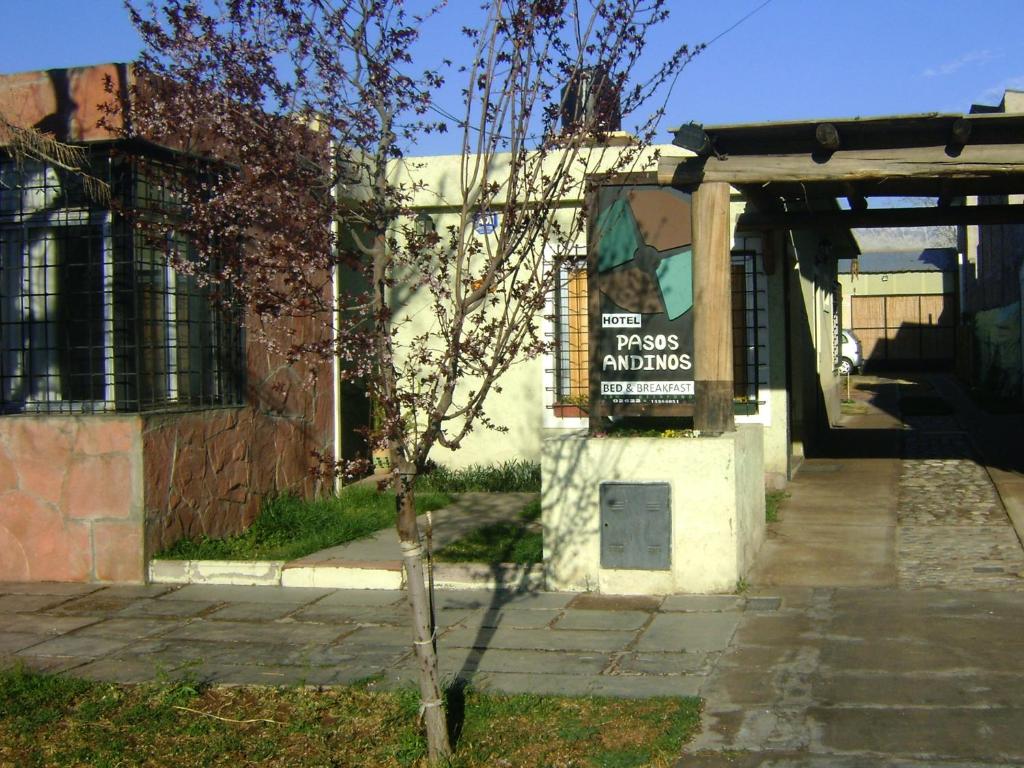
[[838, 330, 862, 375]]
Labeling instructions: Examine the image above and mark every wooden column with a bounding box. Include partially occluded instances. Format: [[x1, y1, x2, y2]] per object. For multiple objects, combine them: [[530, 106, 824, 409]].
[[692, 181, 735, 433]]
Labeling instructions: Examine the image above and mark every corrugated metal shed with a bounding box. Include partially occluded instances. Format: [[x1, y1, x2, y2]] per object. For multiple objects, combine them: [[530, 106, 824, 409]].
[[839, 248, 957, 274]]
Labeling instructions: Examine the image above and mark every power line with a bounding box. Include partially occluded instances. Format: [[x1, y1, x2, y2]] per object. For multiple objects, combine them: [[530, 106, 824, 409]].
[[422, 0, 779, 140], [706, 0, 776, 49]]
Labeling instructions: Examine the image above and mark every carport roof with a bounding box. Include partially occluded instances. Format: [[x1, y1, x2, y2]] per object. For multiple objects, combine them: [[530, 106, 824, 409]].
[[671, 111, 1024, 157], [661, 111, 1024, 230]]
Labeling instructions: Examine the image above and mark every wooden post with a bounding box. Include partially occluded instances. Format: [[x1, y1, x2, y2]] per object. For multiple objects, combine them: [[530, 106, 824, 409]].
[[692, 181, 735, 434]]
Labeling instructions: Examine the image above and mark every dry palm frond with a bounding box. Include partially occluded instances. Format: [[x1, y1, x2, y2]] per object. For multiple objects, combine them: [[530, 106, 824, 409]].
[[0, 113, 110, 204]]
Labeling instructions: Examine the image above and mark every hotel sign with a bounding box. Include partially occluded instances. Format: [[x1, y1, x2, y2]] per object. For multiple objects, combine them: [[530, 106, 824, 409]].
[[589, 186, 695, 420]]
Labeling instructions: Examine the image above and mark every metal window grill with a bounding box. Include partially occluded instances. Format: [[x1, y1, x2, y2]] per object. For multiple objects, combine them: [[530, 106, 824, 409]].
[[553, 265, 589, 406], [731, 248, 768, 411], [0, 149, 243, 414]]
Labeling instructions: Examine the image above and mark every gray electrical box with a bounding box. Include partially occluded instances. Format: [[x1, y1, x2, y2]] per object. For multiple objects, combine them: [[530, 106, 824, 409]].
[[600, 482, 671, 570]]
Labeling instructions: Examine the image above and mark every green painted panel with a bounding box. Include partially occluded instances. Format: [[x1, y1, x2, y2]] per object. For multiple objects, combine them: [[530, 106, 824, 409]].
[[655, 246, 693, 320], [596, 198, 639, 272]]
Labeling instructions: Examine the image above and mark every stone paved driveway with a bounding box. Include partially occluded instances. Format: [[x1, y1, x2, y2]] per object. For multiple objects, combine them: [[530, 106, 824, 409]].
[[898, 411, 1024, 591]]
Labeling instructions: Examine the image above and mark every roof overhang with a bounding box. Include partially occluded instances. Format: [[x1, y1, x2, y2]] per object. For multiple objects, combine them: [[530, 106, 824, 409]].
[[662, 112, 1024, 230]]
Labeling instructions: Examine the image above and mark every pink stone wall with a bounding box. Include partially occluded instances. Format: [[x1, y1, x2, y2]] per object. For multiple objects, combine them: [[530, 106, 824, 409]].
[[0, 417, 145, 582], [0, 305, 334, 580], [0, 65, 129, 142]]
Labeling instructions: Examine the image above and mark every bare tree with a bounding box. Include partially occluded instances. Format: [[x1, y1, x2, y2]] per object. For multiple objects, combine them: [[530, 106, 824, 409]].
[[125, 0, 696, 760]]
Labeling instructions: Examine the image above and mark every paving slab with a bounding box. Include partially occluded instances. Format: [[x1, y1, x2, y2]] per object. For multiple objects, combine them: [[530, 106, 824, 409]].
[[336, 625, 416, 649], [17, 634, 136, 660], [116, 599, 218, 619], [313, 589, 406, 607], [2, 613, 100, 635], [810, 706, 1024, 762], [92, 584, 180, 599], [439, 647, 610, 676], [164, 619, 344, 645], [731, 614, 815, 646], [72, 618, 180, 640], [566, 593, 663, 611], [553, 609, 648, 631], [206, 602, 310, 622], [457, 608, 562, 630], [2, 655, 85, 674], [466, 671, 703, 698], [280, 644, 410, 669], [159, 583, 331, 604], [0, 632, 49, 654], [112, 638, 300, 669], [48, 593, 162, 617], [433, 589, 574, 612], [661, 595, 744, 612], [73, 658, 180, 684], [190, 663, 345, 687], [440, 625, 636, 653], [0, 582, 102, 597], [699, 666, 790, 706], [813, 672, 1024, 708], [614, 651, 713, 676], [636, 612, 741, 653], [0, 593, 80, 613]]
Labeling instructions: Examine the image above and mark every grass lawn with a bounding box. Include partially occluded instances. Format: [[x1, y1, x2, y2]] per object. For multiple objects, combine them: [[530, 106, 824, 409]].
[[0, 665, 701, 768], [435, 498, 542, 565], [155, 461, 541, 562], [156, 485, 452, 562], [765, 490, 788, 523], [419, 460, 541, 493]]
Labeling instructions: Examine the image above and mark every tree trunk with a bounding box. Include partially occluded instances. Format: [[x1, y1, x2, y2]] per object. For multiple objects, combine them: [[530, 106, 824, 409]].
[[395, 472, 451, 762]]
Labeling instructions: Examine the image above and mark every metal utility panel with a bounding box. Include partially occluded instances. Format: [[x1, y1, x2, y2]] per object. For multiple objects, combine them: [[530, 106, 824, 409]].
[[600, 482, 671, 570]]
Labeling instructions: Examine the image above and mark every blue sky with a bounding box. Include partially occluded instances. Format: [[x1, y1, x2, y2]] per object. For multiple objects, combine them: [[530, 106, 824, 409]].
[[3, 0, 1024, 154]]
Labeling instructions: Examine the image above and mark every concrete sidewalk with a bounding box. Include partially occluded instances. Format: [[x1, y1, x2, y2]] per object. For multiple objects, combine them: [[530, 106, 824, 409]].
[[6, 372, 1024, 766], [5, 580, 1024, 765], [0, 580, 755, 697]]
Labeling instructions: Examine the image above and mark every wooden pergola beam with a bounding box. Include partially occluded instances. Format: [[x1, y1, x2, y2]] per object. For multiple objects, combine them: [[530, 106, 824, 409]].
[[736, 203, 1024, 231], [660, 144, 1024, 187]]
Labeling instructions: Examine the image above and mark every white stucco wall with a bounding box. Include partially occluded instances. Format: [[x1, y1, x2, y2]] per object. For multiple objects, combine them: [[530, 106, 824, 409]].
[[388, 144, 690, 469], [541, 425, 765, 594], [388, 149, 811, 486]]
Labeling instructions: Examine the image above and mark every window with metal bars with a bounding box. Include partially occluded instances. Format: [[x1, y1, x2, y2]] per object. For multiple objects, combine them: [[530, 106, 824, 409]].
[[0, 149, 243, 414], [550, 248, 767, 415]]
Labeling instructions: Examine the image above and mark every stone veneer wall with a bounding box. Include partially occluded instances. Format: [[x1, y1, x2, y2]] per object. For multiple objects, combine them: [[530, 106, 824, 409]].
[[142, 405, 329, 557], [0, 417, 145, 582], [142, 311, 335, 559]]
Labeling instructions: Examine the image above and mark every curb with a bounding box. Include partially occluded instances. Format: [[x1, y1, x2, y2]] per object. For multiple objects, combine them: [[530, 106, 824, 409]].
[[150, 558, 546, 591], [149, 559, 285, 586]]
